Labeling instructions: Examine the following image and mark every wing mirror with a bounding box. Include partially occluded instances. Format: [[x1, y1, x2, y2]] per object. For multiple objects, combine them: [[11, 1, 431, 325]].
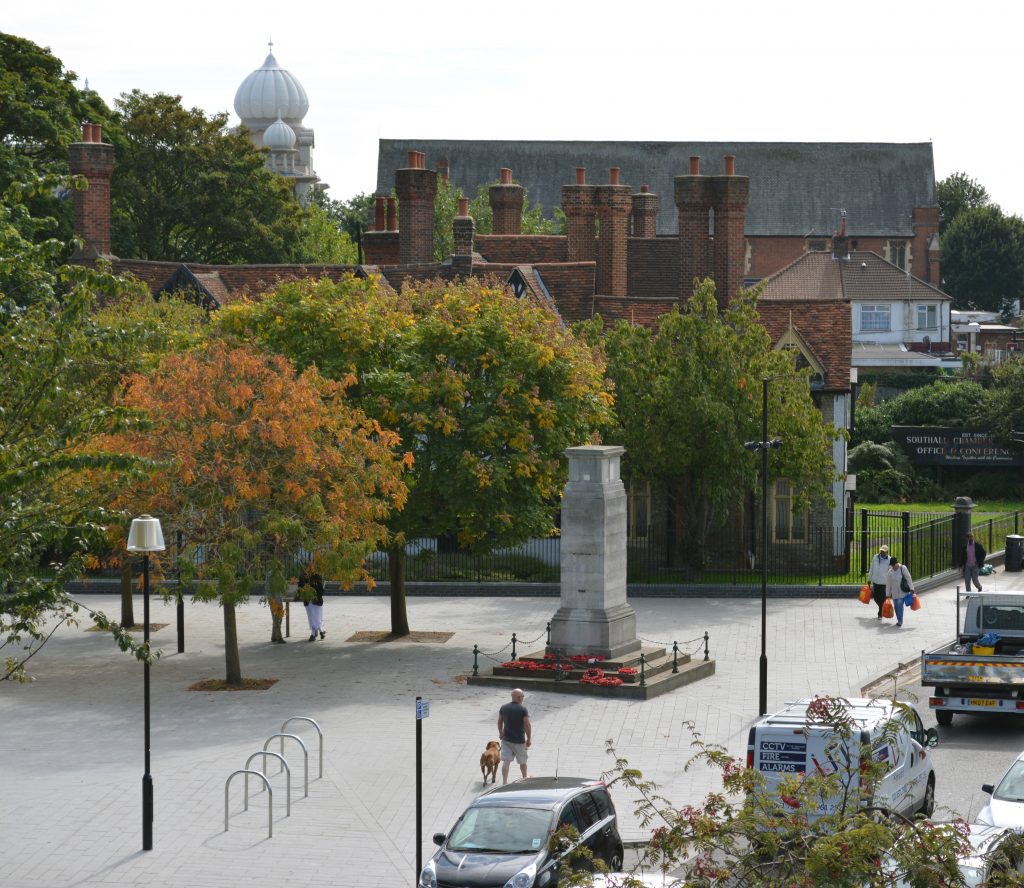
[[925, 727, 939, 748], [982, 784, 995, 795], [433, 832, 446, 846]]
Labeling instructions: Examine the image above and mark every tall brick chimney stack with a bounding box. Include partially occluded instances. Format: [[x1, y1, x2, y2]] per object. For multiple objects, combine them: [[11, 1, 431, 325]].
[[452, 197, 475, 277], [710, 154, 749, 307], [68, 123, 116, 260], [394, 150, 437, 264], [594, 168, 632, 296], [489, 168, 525, 235], [562, 167, 597, 263], [631, 184, 658, 238], [374, 196, 387, 231], [386, 197, 398, 232], [674, 155, 712, 301]]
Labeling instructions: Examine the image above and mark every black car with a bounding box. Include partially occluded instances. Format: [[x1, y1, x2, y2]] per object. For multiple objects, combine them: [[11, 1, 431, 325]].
[[419, 777, 625, 888]]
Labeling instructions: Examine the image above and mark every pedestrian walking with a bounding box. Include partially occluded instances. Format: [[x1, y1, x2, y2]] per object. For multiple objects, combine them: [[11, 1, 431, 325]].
[[497, 688, 532, 784], [886, 555, 915, 628], [868, 544, 891, 618], [962, 533, 987, 592], [298, 564, 326, 641]]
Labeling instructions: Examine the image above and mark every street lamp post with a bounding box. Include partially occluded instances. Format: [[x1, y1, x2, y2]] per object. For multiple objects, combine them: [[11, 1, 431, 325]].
[[127, 514, 165, 851], [745, 379, 783, 716]]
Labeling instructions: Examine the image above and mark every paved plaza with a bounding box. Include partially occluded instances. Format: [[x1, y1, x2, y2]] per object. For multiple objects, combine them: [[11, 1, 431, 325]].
[[3, 570, 1023, 887]]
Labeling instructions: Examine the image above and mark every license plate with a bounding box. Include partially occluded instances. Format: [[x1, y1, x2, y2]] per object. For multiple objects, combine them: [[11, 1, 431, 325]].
[[970, 698, 998, 707]]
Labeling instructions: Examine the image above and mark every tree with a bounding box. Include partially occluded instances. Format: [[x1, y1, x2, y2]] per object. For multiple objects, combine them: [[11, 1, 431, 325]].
[[853, 380, 986, 447], [107, 90, 307, 264], [310, 187, 373, 254], [0, 32, 111, 242], [215, 274, 613, 635], [941, 205, 1024, 313], [978, 357, 1024, 445], [559, 696, 994, 887], [936, 171, 990, 234], [294, 202, 358, 264], [97, 340, 408, 684], [585, 281, 839, 577], [0, 176, 185, 681]]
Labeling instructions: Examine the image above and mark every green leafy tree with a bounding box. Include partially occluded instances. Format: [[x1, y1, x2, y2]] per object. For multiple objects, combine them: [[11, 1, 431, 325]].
[[310, 187, 373, 253], [853, 380, 986, 447], [559, 697, 988, 887], [584, 280, 839, 576], [941, 205, 1024, 313], [0, 32, 111, 242], [936, 171, 991, 234], [107, 90, 306, 263], [215, 274, 613, 635], [978, 357, 1024, 445], [294, 202, 358, 264], [0, 176, 193, 681]]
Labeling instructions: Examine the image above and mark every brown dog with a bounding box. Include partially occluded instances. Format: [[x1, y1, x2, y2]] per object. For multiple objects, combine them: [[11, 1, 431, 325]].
[[480, 740, 500, 785]]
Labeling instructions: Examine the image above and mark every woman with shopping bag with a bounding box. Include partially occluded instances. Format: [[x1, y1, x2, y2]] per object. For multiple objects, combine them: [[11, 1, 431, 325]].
[[886, 555, 915, 628]]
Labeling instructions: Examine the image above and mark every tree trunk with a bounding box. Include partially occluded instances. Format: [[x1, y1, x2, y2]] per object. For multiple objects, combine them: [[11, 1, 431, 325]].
[[388, 544, 410, 637], [223, 601, 242, 686], [120, 559, 135, 628]]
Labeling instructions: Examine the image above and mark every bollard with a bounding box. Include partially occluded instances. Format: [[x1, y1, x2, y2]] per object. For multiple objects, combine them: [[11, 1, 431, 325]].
[[511, 632, 517, 660], [472, 645, 479, 677], [672, 641, 679, 674], [703, 631, 710, 662], [639, 653, 646, 688], [546, 621, 551, 645]]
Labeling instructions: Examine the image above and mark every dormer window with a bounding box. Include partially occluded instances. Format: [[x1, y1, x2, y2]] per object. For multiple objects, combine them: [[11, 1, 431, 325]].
[[507, 268, 528, 299]]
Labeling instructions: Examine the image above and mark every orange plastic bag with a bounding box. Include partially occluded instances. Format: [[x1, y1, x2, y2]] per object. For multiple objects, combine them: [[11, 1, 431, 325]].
[[910, 594, 922, 611], [882, 598, 895, 619], [858, 585, 872, 604]]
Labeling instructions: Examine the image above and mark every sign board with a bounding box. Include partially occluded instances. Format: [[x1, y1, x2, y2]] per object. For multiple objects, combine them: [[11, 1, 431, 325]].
[[416, 699, 430, 720], [892, 427, 1024, 467]]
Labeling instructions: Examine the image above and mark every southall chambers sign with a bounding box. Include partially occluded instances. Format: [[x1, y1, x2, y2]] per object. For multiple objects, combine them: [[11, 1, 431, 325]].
[[892, 427, 1024, 466]]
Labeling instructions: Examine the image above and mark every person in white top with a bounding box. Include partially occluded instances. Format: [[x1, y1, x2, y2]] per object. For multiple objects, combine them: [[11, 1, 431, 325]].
[[868, 544, 891, 618]]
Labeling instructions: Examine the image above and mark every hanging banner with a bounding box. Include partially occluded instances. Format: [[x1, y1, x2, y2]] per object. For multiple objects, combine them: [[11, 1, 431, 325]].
[[892, 427, 1024, 466]]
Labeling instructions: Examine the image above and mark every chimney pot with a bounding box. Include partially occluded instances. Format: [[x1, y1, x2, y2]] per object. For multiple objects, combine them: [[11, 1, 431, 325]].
[[458, 197, 469, 216], [386, 196, 398, 232], [408, 150, 418, 168], [609, 167, 620, 185], [576, 167, 586, 185], [87, 123, 99, 142], [94, 124, 103, 142], [500, 167, 512, 185], [689, 156, 700, 175], [724, 155, 736, 176], [640, 184, 649, 193]]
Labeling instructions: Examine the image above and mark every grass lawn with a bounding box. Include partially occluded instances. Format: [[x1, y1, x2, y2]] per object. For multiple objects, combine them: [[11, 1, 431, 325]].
[[858, 500, 1024, 515]]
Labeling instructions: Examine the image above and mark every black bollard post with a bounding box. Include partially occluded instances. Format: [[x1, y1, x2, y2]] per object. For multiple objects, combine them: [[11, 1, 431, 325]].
[[703, 631, 710, 662], [511, 632, 517, 660], [472, 645, 480, 677], [639, 653, 647, 688], [672, 641, 679, 674], [546, 622, 551, 645]]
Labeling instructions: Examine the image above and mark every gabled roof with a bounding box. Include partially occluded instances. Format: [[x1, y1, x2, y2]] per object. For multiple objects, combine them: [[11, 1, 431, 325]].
[[756, 300, 852, 392], [759, 251, 951, 303], [155, 265, 223, 310], [377, 140, 936, 237]]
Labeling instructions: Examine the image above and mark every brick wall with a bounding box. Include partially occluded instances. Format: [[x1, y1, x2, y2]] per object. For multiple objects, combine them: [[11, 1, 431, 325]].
[[531, 263, 596, 322], [489, 181, 525, 235], [912, 206, 941, 284], [561, 183, 597, 263], [363, 231, 400, 265], [395, 166, 437, 264], [595, 184, 632, 297], [474, 235, 568, 264], [68, 128, 115, 259], [711, 173, 750, 307], [747, 237, 807, 279], [627, 238, 679, 299]]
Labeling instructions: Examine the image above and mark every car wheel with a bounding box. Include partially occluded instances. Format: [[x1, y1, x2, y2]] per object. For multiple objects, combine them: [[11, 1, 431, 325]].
[[935, 709, 953, 727], [609, 847, 623, 871], [917, 775, 935, 817]]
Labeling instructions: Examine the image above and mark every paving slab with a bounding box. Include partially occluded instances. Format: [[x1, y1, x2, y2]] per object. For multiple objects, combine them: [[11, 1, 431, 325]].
[[2, 570, 1022, 887]]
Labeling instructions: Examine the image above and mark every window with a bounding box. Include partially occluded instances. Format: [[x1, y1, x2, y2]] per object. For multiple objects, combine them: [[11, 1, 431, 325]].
[[627, 479, 651, 540], [887, 240, 907, 269], [807, 238, 828, 252], [916, 304, 938, 331], [772, 479, 808, 542], [860, 304, 891, 332]]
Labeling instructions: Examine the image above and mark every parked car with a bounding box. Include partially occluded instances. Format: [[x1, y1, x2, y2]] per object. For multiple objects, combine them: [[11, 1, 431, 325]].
[[978, 749, 1024, 828], [418, 777, 624, 888], [884, 824, 1024, 887], [747, 697, 938, 820]]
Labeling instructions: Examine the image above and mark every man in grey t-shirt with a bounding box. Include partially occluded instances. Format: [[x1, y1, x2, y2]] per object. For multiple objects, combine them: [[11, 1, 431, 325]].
[[497, 688, 532, 783]]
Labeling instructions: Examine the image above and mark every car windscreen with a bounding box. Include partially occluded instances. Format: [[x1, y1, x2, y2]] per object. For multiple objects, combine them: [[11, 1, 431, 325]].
[[447, 805, 554, 854], [994, 760, 1024, 802]]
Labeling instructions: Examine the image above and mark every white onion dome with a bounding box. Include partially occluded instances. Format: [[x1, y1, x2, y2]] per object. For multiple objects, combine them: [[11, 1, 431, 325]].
[[263, 115, 296, 150], [234, 52, 309, 124]]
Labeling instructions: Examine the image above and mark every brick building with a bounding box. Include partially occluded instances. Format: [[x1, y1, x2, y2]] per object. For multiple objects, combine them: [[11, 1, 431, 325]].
[[69, 128, 854, 566]]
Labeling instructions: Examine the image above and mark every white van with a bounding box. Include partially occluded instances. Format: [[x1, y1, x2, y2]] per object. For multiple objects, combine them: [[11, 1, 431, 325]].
[[746, 698, 938, 819]]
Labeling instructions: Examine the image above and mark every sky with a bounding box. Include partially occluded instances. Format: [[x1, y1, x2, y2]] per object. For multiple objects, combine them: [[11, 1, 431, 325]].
[[7, 1, 1023, 216]]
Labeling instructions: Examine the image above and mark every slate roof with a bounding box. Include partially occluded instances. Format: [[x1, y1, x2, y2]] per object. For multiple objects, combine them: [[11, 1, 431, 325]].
[[759, 251, 951, 302], [377, 140, 936, 237]]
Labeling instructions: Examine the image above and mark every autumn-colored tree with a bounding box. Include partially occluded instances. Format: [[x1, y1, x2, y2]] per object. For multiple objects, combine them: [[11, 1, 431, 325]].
[[216, 274, 613, 635], [97, 341, 408, 684]]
